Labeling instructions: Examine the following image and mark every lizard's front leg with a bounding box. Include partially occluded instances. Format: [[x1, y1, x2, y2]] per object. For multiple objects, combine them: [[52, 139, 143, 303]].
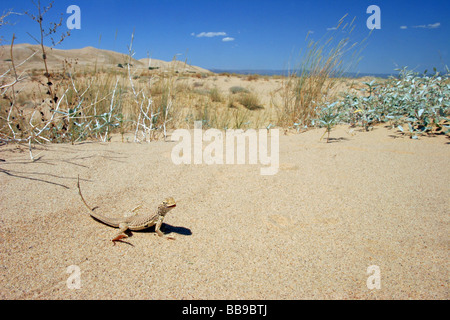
[[111, 222, 130, 243], [155, 216, 175, 240]]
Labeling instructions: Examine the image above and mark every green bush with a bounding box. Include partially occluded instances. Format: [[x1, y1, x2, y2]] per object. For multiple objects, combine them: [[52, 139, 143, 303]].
[[314, 67, 450, 139]]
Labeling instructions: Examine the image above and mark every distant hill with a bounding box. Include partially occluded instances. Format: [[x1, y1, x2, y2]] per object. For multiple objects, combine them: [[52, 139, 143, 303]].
[[0, 43, 211, 74], [139, 58, 211, 74]]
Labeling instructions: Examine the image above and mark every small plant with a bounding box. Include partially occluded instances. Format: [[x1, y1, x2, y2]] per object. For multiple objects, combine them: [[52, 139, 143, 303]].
[[236, 92, 263, 110], [232, 108, 251, 129], [361, 79, 379, 98], [25, 0, 71, 103], [229, 86, 250, 94], [314, 101, 342, 143], [246, 74, 259, 81], [209, 87, 223, 102]]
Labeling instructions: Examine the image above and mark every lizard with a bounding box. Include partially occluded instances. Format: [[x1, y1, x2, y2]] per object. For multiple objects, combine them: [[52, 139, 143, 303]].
[[77, 176, 176, 243]]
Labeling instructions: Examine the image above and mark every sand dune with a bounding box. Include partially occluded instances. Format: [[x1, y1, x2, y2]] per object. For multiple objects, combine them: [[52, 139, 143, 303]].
[[0, 43, 210, 74], [139, 58, 211, 74], [0, 126, 448, 299]]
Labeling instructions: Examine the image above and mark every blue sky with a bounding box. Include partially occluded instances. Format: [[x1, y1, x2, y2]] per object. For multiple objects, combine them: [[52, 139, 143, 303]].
[[1, 0, 449, 74]]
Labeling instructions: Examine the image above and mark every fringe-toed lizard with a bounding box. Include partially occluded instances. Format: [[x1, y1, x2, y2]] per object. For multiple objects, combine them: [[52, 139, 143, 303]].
[[77, 176, 176, 243]]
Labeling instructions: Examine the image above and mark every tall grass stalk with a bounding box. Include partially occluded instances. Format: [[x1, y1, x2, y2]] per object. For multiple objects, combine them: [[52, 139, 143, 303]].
[[277, 15, 368, 127]]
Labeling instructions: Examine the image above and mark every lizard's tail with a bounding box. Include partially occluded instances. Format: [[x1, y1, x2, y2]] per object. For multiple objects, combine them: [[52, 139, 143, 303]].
[[77, 175, 94, 212]]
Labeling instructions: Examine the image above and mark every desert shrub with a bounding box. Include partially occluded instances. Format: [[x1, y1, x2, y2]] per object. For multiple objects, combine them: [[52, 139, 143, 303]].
[[209, 87, 223, 102], [229, 86, 250, 94], [313, 67, 450, 139], [236, 92, 263, 110], [246, 74, 259, 81]]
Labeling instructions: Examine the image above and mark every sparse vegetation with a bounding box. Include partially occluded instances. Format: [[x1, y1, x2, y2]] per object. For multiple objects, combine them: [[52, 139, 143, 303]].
[[229, 86, 250, 94], [246, 74, 259, 81], [311, 67, 450, 141], [208, 87, 223, 102], [234, 92, 263, 110], [0, 5, 448, 154]]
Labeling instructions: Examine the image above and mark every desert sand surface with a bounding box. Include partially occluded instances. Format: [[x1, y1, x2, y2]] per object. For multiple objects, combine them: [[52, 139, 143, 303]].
[[0, 125, 448, 299]]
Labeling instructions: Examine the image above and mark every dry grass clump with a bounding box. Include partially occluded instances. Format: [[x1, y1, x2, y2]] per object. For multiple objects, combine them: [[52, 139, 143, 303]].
[[208, 87, 223, 102], [246, 74, 259, 81], [276, 15, 367, 128], [227, 85, 263, 110], [229, 92, 263, 110], [229, 86, 250, 94]]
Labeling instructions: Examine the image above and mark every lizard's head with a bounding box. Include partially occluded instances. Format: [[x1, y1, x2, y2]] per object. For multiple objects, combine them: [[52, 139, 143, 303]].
[[159, 197, 176, 214], [163, 197, 176, 208]]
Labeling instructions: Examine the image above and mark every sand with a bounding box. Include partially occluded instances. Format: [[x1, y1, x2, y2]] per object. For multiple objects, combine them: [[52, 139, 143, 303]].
[[0, 125, 448, 299]]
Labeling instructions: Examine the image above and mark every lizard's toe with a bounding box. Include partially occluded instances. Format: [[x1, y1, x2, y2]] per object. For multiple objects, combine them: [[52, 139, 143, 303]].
[[111, 234, 128, 242]]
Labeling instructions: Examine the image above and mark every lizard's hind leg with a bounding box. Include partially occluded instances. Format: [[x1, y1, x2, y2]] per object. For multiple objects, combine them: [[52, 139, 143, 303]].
[[111, 223, 130, 243]]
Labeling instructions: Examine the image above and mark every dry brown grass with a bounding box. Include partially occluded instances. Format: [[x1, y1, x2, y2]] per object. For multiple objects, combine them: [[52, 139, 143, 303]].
[[275, 15, 368, 128]]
